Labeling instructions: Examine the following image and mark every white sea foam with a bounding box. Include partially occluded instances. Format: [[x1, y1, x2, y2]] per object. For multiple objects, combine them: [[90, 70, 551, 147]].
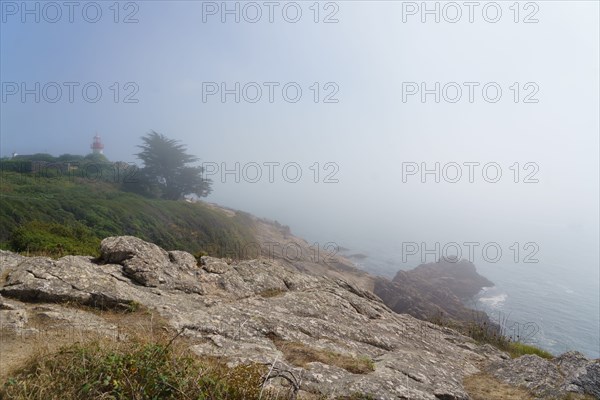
[[478, 293, 508, 308]]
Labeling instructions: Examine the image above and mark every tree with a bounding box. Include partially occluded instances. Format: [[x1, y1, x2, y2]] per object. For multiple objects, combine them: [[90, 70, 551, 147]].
[[57, 154, 84, 162], [134, 131, 212, 200], [84, 153, 109, 163]]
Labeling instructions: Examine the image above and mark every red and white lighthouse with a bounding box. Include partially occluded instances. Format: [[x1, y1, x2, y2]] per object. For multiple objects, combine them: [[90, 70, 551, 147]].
[[91, 134, 104, 154]]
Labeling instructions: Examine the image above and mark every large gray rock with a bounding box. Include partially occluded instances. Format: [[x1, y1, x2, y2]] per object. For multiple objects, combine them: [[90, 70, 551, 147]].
[[374, 259, 496, 326], [100, 236, 172, 286], [1, 255, 142, 310], [489, 351, 600, 398], [0, 250, 26, 279], [556, 352, 600, 397]]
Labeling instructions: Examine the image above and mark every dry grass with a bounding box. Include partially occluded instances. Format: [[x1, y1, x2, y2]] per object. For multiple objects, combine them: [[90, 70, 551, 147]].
[[463, 373, 535, 400], [0, 304, 169, 383], [267, 334, 374, 374], [1, 336, 273, 399], [557, 394, 598, 400], [0, 305, 286, 400], [259, 288, 287, 298], [464, 373, 597, 400]]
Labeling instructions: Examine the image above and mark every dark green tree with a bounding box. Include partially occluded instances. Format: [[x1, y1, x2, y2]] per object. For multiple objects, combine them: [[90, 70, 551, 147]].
[[134, 131, 212, 200], [84, 153, 109, 163], [57, 154, 84, 162]]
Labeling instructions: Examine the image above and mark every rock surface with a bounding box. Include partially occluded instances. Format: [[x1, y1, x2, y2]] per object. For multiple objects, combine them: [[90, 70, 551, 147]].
[[489, 351, 600, 399], [402, 259, 494, 301], [1, 237, 597, 399], [373, 259, 494, 325], [250, 217, 498, 329]]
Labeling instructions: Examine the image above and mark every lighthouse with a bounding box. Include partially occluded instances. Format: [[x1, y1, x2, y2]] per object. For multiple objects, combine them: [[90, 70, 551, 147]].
[[91, 134, 104, 154]]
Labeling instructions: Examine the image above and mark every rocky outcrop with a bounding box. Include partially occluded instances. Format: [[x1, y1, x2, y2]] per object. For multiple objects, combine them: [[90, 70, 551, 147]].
[[489, 351, 600, 398], [1, 237, 597, 399], [373, 259, 493, 325], [251, 217, 496, 329], [402, 259, 493, 301], [1, 236, 505, 399]]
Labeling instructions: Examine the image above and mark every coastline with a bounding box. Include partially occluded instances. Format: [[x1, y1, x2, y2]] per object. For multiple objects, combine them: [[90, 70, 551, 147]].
[[340, 245, 598, 360]]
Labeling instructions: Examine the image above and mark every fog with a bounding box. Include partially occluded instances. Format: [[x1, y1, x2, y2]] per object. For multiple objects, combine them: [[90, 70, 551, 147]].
[[2, 1, 598, 277]]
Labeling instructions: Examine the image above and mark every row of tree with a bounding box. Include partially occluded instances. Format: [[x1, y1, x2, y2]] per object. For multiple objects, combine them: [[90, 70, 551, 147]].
[[2, 131, 211, 200]]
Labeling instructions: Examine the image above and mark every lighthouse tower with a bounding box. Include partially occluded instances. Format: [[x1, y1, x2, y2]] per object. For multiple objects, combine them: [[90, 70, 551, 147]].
[[91, 134, 104, 154]]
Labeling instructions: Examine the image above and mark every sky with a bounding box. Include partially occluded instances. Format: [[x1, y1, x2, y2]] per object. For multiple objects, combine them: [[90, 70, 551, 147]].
[[1, 1, 599, 274]]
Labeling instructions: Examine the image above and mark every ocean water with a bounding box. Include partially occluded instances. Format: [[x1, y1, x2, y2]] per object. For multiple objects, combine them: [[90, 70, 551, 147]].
[[344, 249, 600, 359], [473, 262, 600, 359]]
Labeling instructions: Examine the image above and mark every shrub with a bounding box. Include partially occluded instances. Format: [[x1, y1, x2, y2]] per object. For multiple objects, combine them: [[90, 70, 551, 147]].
[[507, 342, 554, 359], [0, 171, 257, 258], [1, 337, 276, 400], [9, 220, 100, 257], [429, 311, 554, 360]]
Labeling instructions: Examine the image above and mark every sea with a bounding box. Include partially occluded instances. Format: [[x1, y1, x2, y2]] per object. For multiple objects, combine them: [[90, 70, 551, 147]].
[[341, 247, 600, 359]]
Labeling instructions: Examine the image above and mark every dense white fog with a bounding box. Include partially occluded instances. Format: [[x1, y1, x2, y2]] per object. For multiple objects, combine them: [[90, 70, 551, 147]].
[[2, 1, 598, 356]]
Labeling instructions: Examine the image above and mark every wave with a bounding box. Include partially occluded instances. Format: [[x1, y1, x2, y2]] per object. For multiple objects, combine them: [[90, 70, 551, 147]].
[[478, 291, 508, 308]]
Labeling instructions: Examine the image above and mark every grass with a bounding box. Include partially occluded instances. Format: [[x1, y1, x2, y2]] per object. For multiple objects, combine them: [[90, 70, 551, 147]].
[[466, 320, 554, 359], [556, 394, 598, 400], [463, 373, 535, 400], [464, 373, 596, 400], [1, 337, 275, 400], [429, 312, 555, 360], [0, 171, 256, 258], [507, 342, 554, 359], [0, 304, 375, 400], [0, 305, 285, 400], [267, 334, 375, 375]]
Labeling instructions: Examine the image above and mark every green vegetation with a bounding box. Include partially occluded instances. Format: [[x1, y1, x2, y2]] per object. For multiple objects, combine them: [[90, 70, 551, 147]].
[[464, 318, 554, 359], [9, 220, 100, 257], [0, 171, 255, 258], [132, 131, 212, 200], [0, 133, 231, 257], [0, 155, 114, 178], [507, 342, 554, 359], [0, 336, 277, 400], [429, 312, 555, 360]]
